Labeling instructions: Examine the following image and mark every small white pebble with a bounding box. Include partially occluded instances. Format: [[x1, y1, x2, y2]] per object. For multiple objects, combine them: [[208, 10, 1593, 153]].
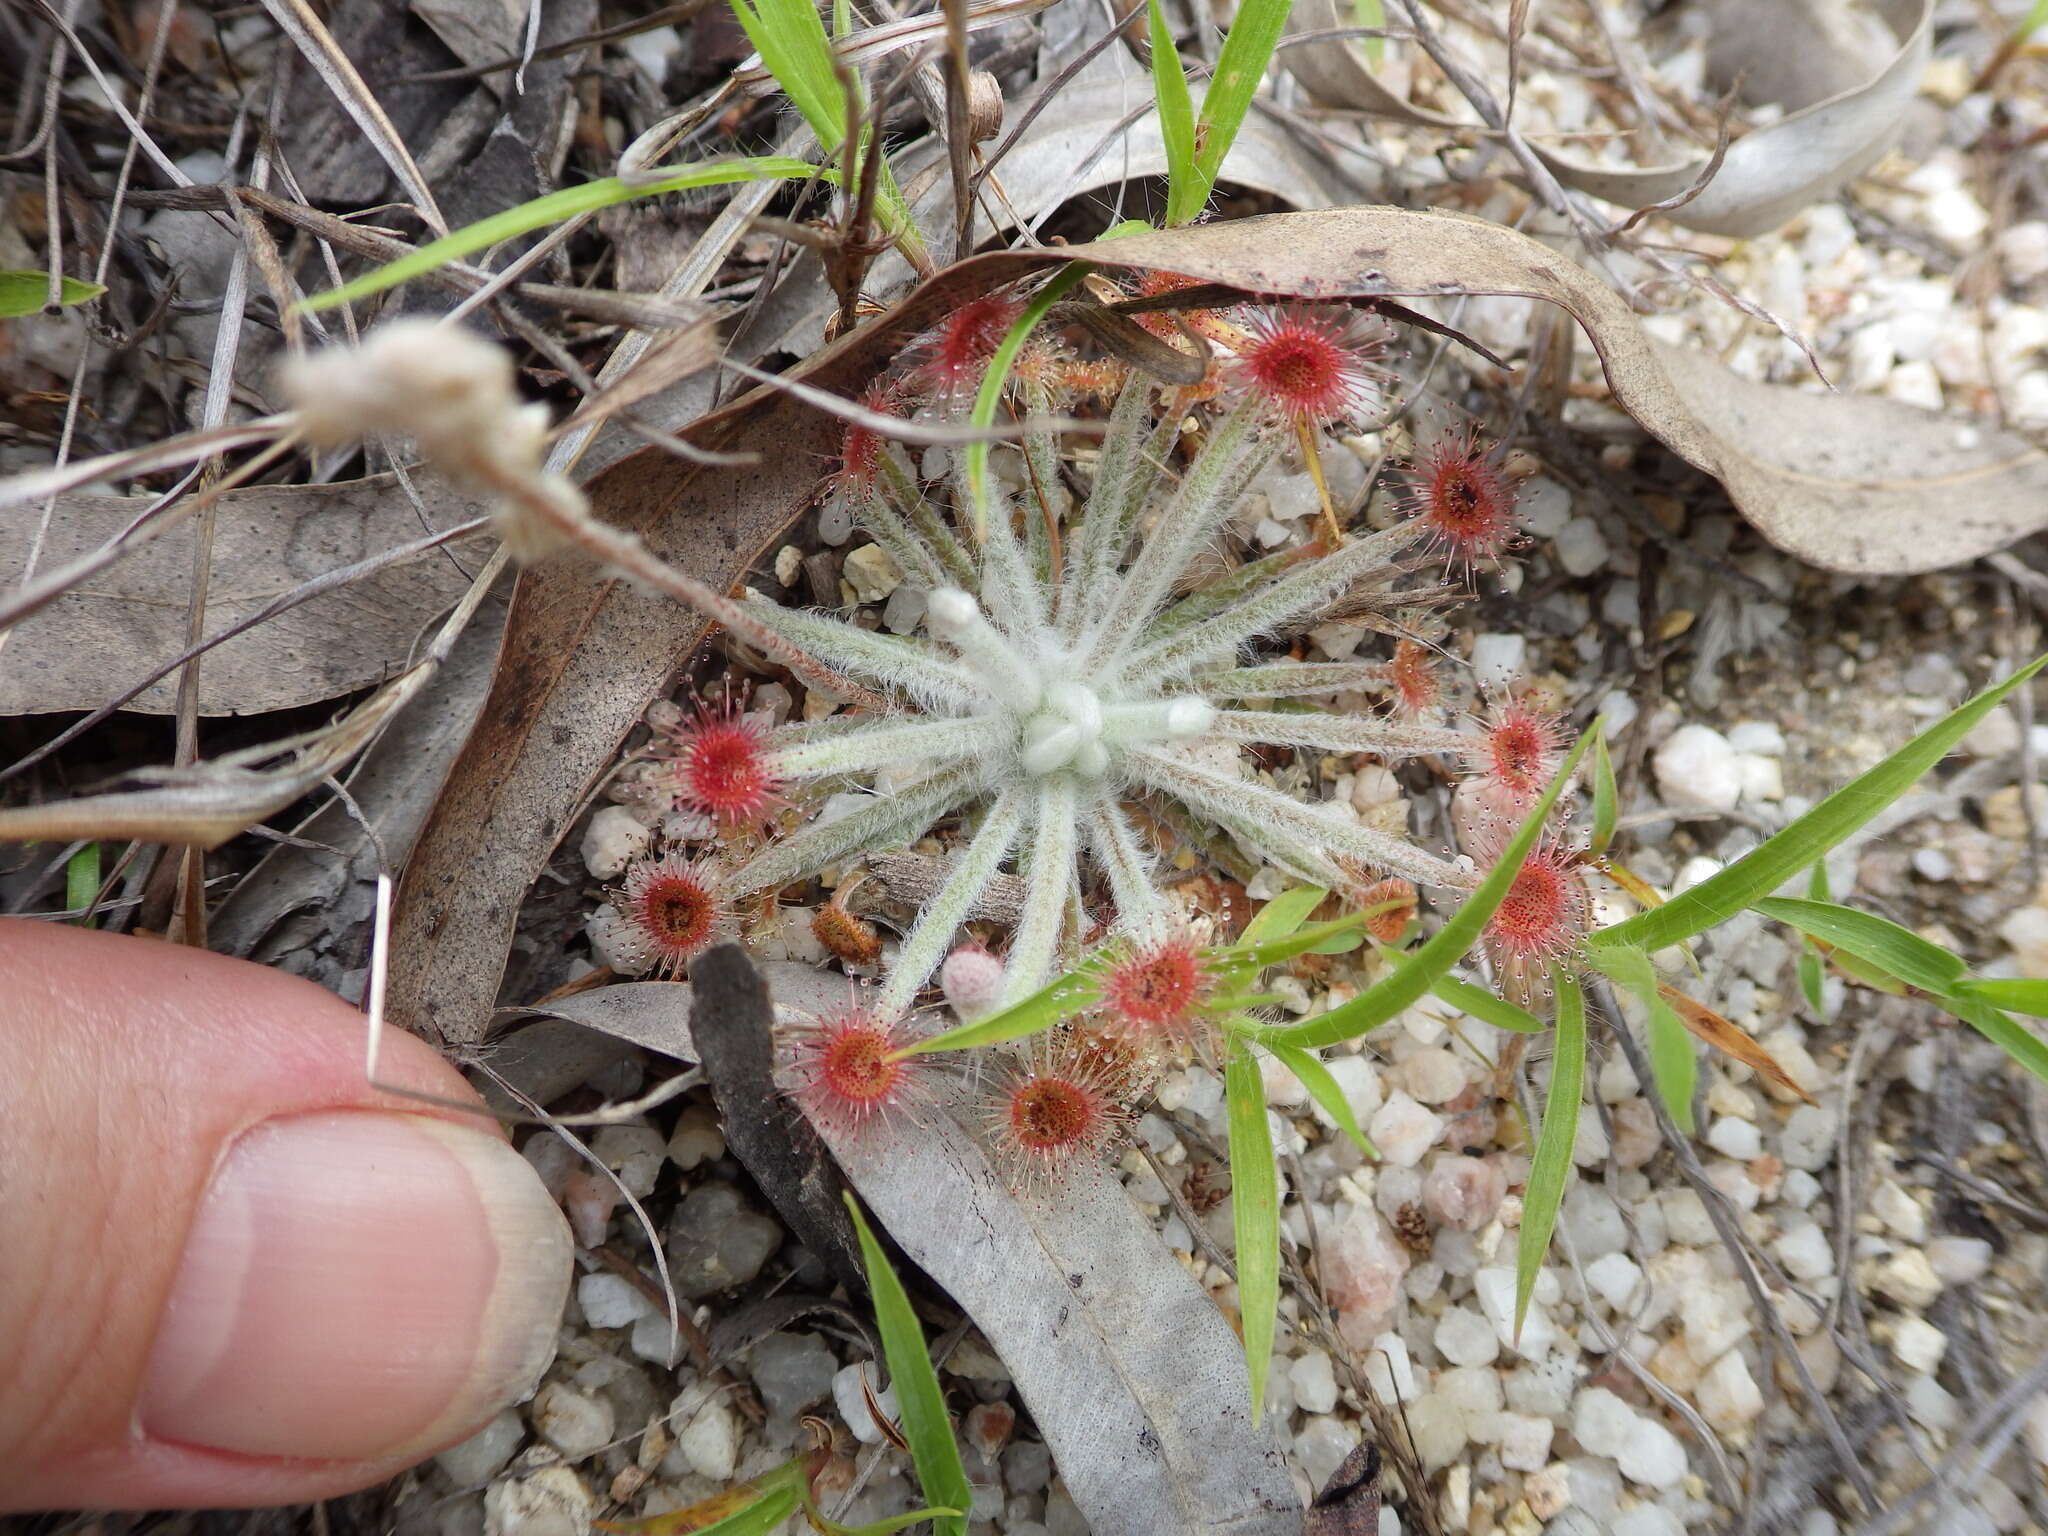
[[1874, 1248, 1944, 1309], [1706, 1116, 1763, 1161], [531, 1383, 615, 1462], [1891, 1315, 1948, 1375], [576, 1272, 654, 1330], [1696, 1348, 1763, 1433], [1552, 514, 1609, 576], [1368, 1091, 1445, 1168], [832, 1362, 900, 1445], [1774, 1221, 1834, 1282], [1584, 1251, 1643, 1311], [1927, 1236, 1992, 1285], [1289, 1350, 1339, 1415], [1871, 1179, 1927, 1242], [581, 805, 651, 879], [675, 1396, 737, 1481], [1469, 632, 1526, 692], [1435, 1305, 1500, 1368], [1655, 724, 1741, 813]]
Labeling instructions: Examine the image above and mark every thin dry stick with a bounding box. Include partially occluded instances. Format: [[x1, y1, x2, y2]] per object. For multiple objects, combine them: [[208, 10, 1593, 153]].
[[944, 0, 975, 261], [258, 0, 448, 233], [1387, 0, 1618, 275]]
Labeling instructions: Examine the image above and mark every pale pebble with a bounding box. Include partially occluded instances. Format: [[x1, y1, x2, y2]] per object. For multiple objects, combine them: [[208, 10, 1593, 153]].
[[1655, 725, 1741, 813], [1470, 632, 1526, 692], [580, 806, 652, 879], [1696, 1348, 1763, 1432], [577, 1273, 654, 1330], [1368, 1092, 1444, 1167], [676, 1395, 738, 1481], [1423, 1156, 1506, 1232], [1891, 1315, 1948, 1374]]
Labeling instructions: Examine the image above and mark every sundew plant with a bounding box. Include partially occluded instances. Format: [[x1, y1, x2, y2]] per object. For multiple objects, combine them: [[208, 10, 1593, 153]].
[[604, 287, 1561, 1029]]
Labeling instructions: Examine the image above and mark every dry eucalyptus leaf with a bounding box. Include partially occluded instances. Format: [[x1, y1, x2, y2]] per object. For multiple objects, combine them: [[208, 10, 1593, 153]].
[[1049, 209, 2048, 574], [497, 959, 1299, 1533], [211, 595, 507, 984], [759, 963, 1303, 1536], [1283, 0, 1930, 238], [0, 652, 437, 847], [0, 474, 494, 716]]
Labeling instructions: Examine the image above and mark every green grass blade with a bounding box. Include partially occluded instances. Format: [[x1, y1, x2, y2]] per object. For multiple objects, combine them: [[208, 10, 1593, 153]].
[[64, 842, 99, 927], [1589, 726, 1617, 855], [1798, 944, 1826, 1013], [1192, 0, 1296, 206], [844, 1196, 974, 1536], [1237, 885, 1329, 947], [300, 158, 820, 312], [1432, 974, 1545, 1033], [1265, 1039, 1374, 1155], [1593, 656, 2048, 953], [1354, 0, 1386, 64], [1957, 978, 2048, 1019], [901, 968, 1095, 1054], [703, 1489, 801, 1534], [812, 1504, 968, 1536], [1224, 1036, 1280, 1423], [1149, 0, 1202, 225], [0, 272, 104, 317], [731, 0, 844, 141], [1231, 912, 1368, 970], [964, 264, 1094, 530], [1949, 995, 2048, 1086], [1753, 897, 1966, 998], [1515, 970, 1583, 1335], [1797, 861, 1829, 1014], [1237, 725, 1594, 1049], [1587, 944, 1694, 1132]]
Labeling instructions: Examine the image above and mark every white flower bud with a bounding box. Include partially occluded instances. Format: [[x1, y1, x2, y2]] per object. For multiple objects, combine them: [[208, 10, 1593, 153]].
[[940, 944, 1005, 1022]]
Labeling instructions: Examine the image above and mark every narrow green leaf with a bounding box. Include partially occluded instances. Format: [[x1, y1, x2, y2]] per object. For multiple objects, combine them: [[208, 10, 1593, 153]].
[[1231, 912, 1369, 970], [1824, 944, 1911, 995], [1224, 1038, 1280, 1424], [1238, 726, 1594, 1049], [1148, 0, 1201, 226], [1798, 946, 1826, 1013], [1192, 0, 1296, 206], [1237, 885, 1330, 948], [1753, 898, 1966, 998], [1266, 1039, 1374, 1156], [1593, 655, 2048, 952], [843, 1196, 974, 1536], [1515, 971, 1583, 1335], [1797, 861, 1829, 1014], [1956, 977, 2048, 1020], [1586, 944, 1695, 1132], [300, 158, 821, 312], [731, 0, 845, 143], [1431, 974, 1545, 1034], [65, 842, 100, 927], [1353, 0, 1386, 64], [808, 1499, 967, 1536], [1949, 994, 2048, 1087], [680, 1478, 804, 1536], [1589, 726, 1617, 855], [0, 272, 105, 317], [964, 264, 1094, 532], [902, 968, 1094, 1054]]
